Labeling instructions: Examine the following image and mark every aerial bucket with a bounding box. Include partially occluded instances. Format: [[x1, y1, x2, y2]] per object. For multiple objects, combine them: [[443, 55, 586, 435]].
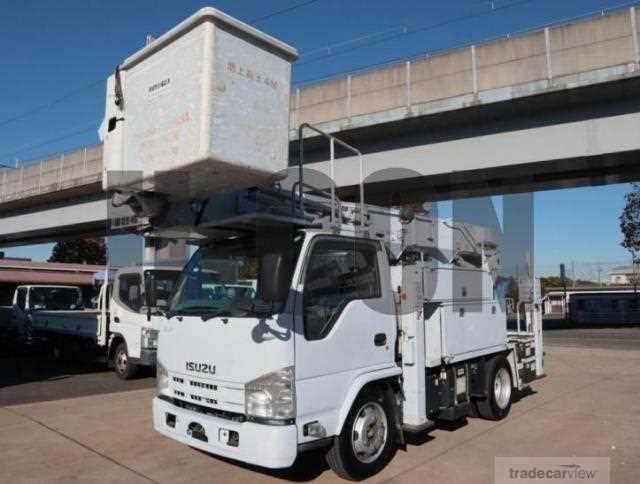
[[100, 8, 298, 200]]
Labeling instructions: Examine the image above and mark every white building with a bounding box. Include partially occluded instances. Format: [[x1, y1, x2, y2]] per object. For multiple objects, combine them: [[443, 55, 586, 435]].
[[609, 266, 635, 285]]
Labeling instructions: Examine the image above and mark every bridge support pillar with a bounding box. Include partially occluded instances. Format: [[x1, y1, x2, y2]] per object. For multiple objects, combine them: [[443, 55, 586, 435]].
[[143, 237, 188, 267]]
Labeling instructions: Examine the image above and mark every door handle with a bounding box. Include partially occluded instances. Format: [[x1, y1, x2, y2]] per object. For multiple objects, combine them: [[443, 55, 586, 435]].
[[374, 333, 387, 346], [114, 317, 120, 323]]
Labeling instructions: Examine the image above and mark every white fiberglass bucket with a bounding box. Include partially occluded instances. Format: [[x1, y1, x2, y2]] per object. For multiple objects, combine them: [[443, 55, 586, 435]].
[[100, 8, 298, 199]]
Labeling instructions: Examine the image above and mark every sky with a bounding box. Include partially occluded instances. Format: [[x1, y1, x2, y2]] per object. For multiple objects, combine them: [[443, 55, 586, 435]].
[[0, 0, 637, 275]]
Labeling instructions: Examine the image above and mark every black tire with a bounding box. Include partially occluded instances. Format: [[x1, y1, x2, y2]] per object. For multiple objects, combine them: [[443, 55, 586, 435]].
[[468, 399, 480, 418], [113, 341, 138, 380], [325, 387, 397, 480], [476, 355, 512, 421]]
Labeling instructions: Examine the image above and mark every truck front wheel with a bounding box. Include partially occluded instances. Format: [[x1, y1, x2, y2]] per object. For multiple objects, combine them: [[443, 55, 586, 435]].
[[326, 387, 397, 480], [113, 342, 138, 380]]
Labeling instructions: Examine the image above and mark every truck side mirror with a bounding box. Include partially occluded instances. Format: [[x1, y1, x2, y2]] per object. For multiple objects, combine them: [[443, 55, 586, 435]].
[[259, 252, 293, 307]]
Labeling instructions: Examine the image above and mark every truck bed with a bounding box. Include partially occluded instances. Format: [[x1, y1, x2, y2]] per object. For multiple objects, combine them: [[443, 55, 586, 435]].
[[30, 310, 107, 341]]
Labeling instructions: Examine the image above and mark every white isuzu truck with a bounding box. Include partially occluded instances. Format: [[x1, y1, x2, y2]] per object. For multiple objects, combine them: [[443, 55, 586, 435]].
[[151, 186, 544, 479], [17, 266, 181, 379], [100, 8, 543, 479]]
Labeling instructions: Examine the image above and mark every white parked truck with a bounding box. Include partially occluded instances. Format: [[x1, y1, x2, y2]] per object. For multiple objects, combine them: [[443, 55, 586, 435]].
[[101, 8, 543, 479], [15, 266, 181, 379], [151, 183, 544, 480]]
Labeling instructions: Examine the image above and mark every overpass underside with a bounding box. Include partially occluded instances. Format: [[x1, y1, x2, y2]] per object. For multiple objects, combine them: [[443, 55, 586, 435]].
[[0, 191, 134, 248]]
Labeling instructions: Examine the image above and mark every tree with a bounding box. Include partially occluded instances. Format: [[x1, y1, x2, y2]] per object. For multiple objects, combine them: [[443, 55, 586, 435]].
[[620, 183, 640, 261], [539, 276, 598, 293], [49, 238, 107, 265], [540, 276, 566, 293]]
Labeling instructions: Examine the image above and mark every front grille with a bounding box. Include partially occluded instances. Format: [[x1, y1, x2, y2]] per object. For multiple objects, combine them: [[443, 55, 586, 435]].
[[189, 380, 217, 390], [168, 372, 243, 414], [160, 394, 246, 423]]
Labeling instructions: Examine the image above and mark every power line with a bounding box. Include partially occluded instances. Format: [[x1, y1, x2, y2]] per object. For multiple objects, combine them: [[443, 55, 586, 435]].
[[251, 0, 321, 23], [296, 0, 536, 67], [298, 0, 502, 57], [0, 121, 99, 165], [301, 25, 408, 58], [0, 78, 105, 129], [0, 2, 322, 131], [295, 0, 640, 85]]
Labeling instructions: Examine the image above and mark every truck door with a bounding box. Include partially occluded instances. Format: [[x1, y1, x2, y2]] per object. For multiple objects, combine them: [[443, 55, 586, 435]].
[[111, 272, 144, 359], [294, 235, 397, 438]]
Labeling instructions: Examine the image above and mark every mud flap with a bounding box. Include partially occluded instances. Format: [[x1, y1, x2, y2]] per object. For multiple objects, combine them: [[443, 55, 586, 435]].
[[385, 384, 406, 447]]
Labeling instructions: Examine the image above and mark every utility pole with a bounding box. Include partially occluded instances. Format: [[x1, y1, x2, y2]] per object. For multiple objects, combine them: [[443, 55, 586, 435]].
[[560, 263, 568, 321]]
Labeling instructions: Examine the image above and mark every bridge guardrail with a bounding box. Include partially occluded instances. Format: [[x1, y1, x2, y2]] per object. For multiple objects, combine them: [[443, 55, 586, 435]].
[[290, 7, 640, 134], [0, 144, 103, 204]]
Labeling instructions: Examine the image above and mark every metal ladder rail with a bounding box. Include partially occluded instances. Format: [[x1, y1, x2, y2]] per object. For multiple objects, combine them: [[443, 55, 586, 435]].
[[298, 123, 365, 228]]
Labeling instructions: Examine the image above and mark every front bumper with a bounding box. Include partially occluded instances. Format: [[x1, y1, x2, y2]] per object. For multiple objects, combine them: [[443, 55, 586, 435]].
[[153, 396, 298, 469]]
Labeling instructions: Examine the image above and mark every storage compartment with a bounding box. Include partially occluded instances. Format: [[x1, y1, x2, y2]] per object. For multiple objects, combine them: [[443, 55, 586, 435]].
[[100, 8, 298, 199], [422, 219, 506, 364]]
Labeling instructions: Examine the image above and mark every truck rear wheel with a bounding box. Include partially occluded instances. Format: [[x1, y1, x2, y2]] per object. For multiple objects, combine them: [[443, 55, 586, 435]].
[[325, 387, 397, 480], [476, 355, 512, 421], [113, 342, 138, 380]]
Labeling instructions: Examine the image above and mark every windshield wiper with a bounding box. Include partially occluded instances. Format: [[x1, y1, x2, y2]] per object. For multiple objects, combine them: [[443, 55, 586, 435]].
[[167, 306, 226, 319], [200, 310, 232, 322]]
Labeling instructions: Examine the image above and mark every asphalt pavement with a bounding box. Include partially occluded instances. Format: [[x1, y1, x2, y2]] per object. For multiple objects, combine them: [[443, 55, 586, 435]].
[[2, 343, 639, 483], [543, 327, 640, 350]]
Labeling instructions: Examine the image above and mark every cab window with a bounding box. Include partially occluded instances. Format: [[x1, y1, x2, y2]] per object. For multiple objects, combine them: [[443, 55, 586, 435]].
[[303, 237, 381, 340], [118, 274, 142, 312]]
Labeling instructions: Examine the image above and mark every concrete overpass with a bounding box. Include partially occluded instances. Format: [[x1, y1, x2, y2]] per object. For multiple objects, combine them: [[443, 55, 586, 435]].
[[2, 6, 640, 245]]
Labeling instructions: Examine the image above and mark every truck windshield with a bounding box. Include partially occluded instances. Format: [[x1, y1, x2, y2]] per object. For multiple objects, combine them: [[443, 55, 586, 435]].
[[30, 287, 82, 311], [168, 232, 303, 318]]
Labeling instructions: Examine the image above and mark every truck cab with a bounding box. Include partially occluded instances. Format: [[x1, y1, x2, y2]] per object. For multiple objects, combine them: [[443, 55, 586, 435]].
[[107, 265, 182, 379], [155, 227, 396, 469]]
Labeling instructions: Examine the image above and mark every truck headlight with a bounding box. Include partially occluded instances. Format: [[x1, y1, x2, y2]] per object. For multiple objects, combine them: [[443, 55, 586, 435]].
[[156, 360, 170, 396], [142, 327, 159, 349], [245, 366, 295, 422]]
